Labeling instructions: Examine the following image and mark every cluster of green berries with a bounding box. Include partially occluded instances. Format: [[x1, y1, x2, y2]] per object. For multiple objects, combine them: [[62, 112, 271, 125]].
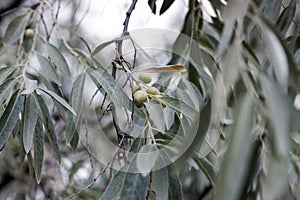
[[133, 73, 160, 108]]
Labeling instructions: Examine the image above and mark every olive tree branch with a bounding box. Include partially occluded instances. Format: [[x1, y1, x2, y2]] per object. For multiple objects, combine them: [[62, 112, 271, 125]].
[[111, 0, 139, 146]]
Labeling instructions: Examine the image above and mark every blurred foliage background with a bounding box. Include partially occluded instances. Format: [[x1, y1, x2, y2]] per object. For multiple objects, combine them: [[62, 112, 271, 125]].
[[0, 0, 300, 199]]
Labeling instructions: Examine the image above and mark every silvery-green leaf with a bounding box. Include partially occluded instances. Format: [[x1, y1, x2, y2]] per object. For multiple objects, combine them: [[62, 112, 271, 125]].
[[23, 94, 38, 153], [136, 144, 159, 176], [36, 54, 61, 86], [3, 14, 28, 44], [47, 43, 71, 77], [0, 78, 17, 107], [33, 116, 44, 184], [216, 93, 254, 200], [34, 94, 61, 162], [66, 73, 85, 144], [0, 90, 24, 150], [87, 68, 123, 108], [37, 88, 76, 116]]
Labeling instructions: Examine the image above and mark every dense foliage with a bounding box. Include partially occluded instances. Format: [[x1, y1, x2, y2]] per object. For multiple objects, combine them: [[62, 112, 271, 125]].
[[0, 0, 300, 199]]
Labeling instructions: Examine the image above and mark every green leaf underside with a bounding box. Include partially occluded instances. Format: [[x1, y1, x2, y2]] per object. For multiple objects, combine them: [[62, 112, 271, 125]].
[[157, 96, 198, 119], [120, 172, 148, 200], [23, 94, 39, 153], [0, 78, 18, 107], [0, 67, 15, 84], [100, 170, 127, 200], [34, 94, 61, 162], [36, 54, 61, 86], [47, 43, 71, 77], [34, 116, 44, 184], [92, 35, 130, 56], [87, 68, 123, 107], [168, 164, 183, 200], [79, 36, 92, 53], [37, 88, 76, 116], [175, 99, 211, 170], [216, 94, 254, 200], [193, 156, 217, 187], [152, 167, 169, 200], [0, 90, 24, 150], [4, 14, 28, 44], [66, 73, 85, 145], [260, 75, 290, 158]]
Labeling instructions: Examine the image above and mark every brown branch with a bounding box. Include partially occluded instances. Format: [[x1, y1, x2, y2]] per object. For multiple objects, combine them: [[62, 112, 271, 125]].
[[111, 0, 139, 146], [116, 0, 139, 60]]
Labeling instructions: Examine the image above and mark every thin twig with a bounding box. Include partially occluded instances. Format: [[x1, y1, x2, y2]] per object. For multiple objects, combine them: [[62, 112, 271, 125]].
[[146, 171, 153, 200], [97, 103, 111, 122], [111, 0, 139, 146], [116, 0, 139, 60], [85, 89, 100, 169], [48, 0, 61, 40], [65, 162, 111, 199], [106, 136, 126, 186]]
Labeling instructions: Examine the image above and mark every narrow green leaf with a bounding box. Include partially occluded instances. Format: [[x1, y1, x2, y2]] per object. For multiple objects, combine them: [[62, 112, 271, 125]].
[[34, 94, 61, 162], [216, 93, 254, 200], [27, 152, 35, 181], [47, 43, 71, 77], [130, 137, 145, 153], [37, 88, 76, 116], [148, 0, 157, 14], [260, 22, 289, 90], [145, 100, 165, 131], [193, 156, 217, 187], [12, 118, 20, 138], [259, 0, 282, 21], [159, 0, 175, 15], [69, 129, 79, 151], [151, 167, 169, 200], [168, 163, 183, 200], [276, 0, 296, 34], [0, 78, 17, 107], [79, 36, 92, 53], [260, 75, 290, 158], [66, 73, 85, 144], [0, 67, 15, 84], [217, 21, 235, 57], [0, 90, 24, 150], [34, 116, 44, 184], [221, 0, 250, 22], [120, 172, 148, 200], [92, 35, 130, 56], [156, 96, 197, 119], [23, 94, 38, 153], [3, 14, 28, 44], [36, 54, 61, 86], [174, 99, 211, 170], [136, 144, 159, 176], [87, 68, 123, 107], [259, 15, 300, 88], [261, 155, 289, 199], [100, 170, 127, 200]]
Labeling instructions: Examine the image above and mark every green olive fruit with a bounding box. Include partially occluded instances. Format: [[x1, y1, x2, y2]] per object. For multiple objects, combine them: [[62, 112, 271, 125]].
[[133, 85, 142, 93], [146, 87, 160, 95], [139, 73, 152, 84], [134, 90, 148, 108], [24, 29, 35, 39]]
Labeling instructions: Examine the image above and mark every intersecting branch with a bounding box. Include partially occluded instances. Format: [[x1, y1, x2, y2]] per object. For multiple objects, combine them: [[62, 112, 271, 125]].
[[111, 0, 139, 146]]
